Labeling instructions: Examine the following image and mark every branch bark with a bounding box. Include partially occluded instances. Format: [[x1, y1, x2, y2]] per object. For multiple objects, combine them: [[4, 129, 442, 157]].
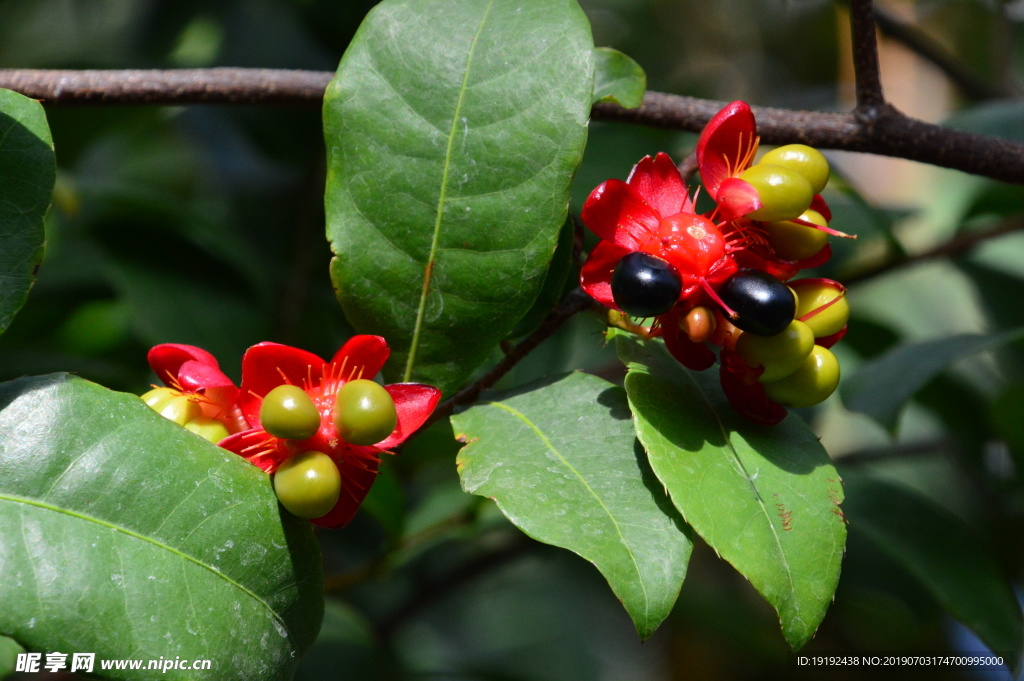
[[3, 68, 1024, 184], [850, 0, 886, 112], [872, 5, 1008, 101]]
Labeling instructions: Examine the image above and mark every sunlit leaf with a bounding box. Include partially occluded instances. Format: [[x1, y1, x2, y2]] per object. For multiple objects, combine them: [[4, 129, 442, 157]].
[[842, 471, 1023, 660], [0, 374, 323, 680], [616, 334, 845, 649], [840, 327, 1024, 431], [592, 47, 646, 108], [0, 89, 54, 335], [453, 372, 693, 639], [325, 0, 594, 395]]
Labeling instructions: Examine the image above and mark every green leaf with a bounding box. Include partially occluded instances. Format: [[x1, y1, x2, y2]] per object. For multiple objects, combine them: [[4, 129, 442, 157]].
[[0, 89, 55, 335], [840, 327, 1024, 431], [592, 47, 646, 108], [452, 372, 693, 639], [841, 471, 1023, 659], [0, 636, 23, 680], [508, 216, 575, 339], [0, 374, 323, 680], [325, 0, 594, 395], [615, 335, 845, 649]]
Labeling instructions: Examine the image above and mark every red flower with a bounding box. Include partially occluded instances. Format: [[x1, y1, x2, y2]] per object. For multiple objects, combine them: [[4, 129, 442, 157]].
[[579, 152, 737, 369], [147, 343, 247, 435], [696, 101, 764, 222], [219, 336, 441, 529]]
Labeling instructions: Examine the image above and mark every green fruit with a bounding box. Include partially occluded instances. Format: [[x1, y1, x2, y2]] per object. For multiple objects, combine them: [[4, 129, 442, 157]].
[[141, 387, 178, 408], [759, 144, 830, 194], [739, 163, 814, 222], [763, 345, 840, 408], [261, 385, 321, 440], [155, 394, 202, 426], [736, 320, 814, 382], [334, 379, 397, 446], [273, 451, 342, 519], [765, 209, 829, 261], [791, 280, 849, 337], [184, 416, 231, 444]]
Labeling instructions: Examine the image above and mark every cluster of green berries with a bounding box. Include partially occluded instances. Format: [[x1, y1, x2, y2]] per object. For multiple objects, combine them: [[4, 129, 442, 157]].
[[141, 388, 232, 443]]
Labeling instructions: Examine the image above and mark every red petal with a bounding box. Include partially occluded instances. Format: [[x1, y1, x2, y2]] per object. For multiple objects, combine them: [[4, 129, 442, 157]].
[[627, 152, 694, 217], [810, 194, 832, 222], [733, 249, 800, 282], [312, 453, 380, 529], [696, 101, 757, 197], [815, 325, 847, 349], [377, 383, 443, 449], [329, 335, 391, 380], [794, 243, 833, 270], [176, 359, 236, 393], [714, 177, 762, 222], [240, 342, 327, 425], [581, 241, 630, 309], [661, 309, 716, 370], [581, 179, 661, 250], [719, 350, 787, 426], [148, 343, 221, 386]]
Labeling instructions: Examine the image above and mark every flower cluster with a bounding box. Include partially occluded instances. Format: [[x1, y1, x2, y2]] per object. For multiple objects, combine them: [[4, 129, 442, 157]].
[[143, 337, 440, 527], [581, 101, 850, 425]]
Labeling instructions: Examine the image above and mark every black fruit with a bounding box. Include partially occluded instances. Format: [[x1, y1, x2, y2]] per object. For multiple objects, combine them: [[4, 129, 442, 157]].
[[611, 252, 682, 318], [719, 269, 795, 336]]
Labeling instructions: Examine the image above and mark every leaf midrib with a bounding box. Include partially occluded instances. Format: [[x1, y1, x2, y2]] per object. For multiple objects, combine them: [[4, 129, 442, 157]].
[[403, 0, 496, 382], [634, 356, 796, 606], [485, 400, 651, 621], [0, 491, 292, 642]]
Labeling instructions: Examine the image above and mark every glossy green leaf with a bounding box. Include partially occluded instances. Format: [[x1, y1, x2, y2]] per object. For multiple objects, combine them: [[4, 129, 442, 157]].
[[616, 335, 845, 649], [0, 636, 22, 680], [452, 372, 693, 639], [325, 0, 594, 395], [840, 327, 1024, 431], [841, 471, 1023, 659], [592, 47, 647, 108], [0, 89, 54, 335], [0, 374, 323, 680], [508, 216, 575, 339]]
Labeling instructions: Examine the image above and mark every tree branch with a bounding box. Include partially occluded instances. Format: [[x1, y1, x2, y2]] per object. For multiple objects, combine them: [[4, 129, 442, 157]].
[[872, 4, 1008, 101], [844, 215, 1024, 285], [415, 287, 597, 433], [3, 68, 1024, 184], [850, 0, 886, 112]]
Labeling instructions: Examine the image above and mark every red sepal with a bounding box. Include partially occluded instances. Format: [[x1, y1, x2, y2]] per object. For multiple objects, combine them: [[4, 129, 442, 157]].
[[810, 194, 832, 222], [581, 179, 660, 250], [580, 240, 629, 309], [714, 177, 762, 222], [696, 101, 758, 198], [660, 308, 716, 370], [378, 383, 443, 450], [148, 343, 234, 392], [719, 350, 787, 426], [627, 152, 694, 217], [815, 325, 847, 349], [793, 243, 833, 271]]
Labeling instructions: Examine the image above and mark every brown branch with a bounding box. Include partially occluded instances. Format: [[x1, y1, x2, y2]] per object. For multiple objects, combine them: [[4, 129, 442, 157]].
[[844, 215, 1024, 285], [415, 287, 597, 433], [872, 5, 1008, 101], [677, 149, 699, 182], [3, 69, 1024, 184], [850, 0, 886, 112], [0, 68, 332, 105]]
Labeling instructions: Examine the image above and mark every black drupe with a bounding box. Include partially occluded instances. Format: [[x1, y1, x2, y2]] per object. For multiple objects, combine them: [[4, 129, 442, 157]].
[[719, 269, 795, 336], [611, 252, 682, 318]]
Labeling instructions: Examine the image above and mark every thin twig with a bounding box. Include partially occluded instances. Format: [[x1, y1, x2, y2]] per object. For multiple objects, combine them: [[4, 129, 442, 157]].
[[677, 149, 699, 182], [850, 0, 886, 113], [417, 287, 597, 432], [844, 215, 1024, 285], [872, 5, 1008, 101], [3, 69, 1024, 183]]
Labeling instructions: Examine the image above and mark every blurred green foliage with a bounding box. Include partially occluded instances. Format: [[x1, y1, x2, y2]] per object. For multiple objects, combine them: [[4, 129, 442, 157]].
[[4, 0, 1024, 679]]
